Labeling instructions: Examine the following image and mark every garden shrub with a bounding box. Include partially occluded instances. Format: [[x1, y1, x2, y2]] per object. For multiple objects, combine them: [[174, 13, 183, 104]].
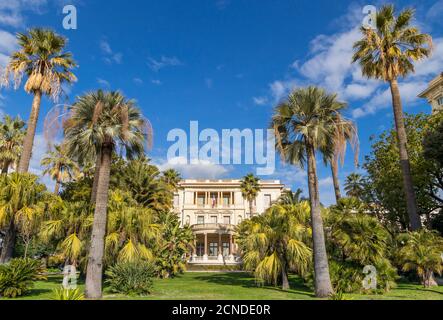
[[52, 287, 84, 300], [0, 258, 47, 298], [105, 261, 154, 296]]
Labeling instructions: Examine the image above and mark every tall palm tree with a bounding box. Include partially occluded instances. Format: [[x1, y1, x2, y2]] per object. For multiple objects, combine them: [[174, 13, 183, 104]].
[[41, 144, 80, 194], [344, 173, 365, 199], [352, 5, 432, 231], [271, 86, 345, 297], [240, 174, 261, 217], [0, 173, 45, 263], [64, 90, 148, 299], [1, 28, 77, 173], [0, 115, 26, 174], [236, 203, 312, 290]]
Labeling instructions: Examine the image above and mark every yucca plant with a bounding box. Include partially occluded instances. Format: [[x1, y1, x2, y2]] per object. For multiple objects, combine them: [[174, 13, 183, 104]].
[[0, 258, 47, 298], [105, 261, 154, 296], [52, 287, 84, 300]]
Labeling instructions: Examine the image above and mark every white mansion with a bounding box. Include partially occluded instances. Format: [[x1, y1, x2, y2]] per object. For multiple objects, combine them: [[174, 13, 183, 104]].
[[173, 179, 285, 265]]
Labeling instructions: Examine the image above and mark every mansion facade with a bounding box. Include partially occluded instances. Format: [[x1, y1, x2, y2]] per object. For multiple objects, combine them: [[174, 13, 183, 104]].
[[173, 179, 285, 265]]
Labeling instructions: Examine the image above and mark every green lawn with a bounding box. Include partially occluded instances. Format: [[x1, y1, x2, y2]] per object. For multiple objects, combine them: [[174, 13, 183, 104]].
[[3, 272, 443, 300]]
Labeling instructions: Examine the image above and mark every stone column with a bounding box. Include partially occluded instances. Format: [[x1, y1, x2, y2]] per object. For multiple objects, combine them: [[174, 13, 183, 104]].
[[218, 233, 223, 262], [203, 233, 208, 261], [229, 234, 234, 261], [192, 238, 197, 261]]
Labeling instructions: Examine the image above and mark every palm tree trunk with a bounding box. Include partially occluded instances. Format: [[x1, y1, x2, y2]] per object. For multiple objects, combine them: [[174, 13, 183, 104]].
[[306, 143, 333, 298], [281, 261, 290, 290], [331, 158, 341, 203], [85, 145, 112, 299], [249, 200, 253, 217], [389, 79, 421, 231], [0, 219, 17, 263], [54, 180, 60, 195], [90, 151, 101, 205], [18, 90, 42, 173], [1, 160, 10, 174]]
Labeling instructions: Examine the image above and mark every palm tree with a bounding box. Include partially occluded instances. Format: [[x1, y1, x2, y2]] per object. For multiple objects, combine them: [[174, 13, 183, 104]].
[[64, 90, 148, 299], [41, 144, 80, 194], [240, 174, 261, 217], [352, 5, 432, 230], [105, 190, 159, 265], [40, 198, 92, 268], [236, 203, 312, 290], [328, 115, 358, 203], [0, 116, 26, 174], [344, 173, 365, 199], [0, 173, 45, 263], [1, 28, 77, 174], [162, 169, 181, 191], [115, 159, 173, 212], [398, 230, 443, 287], [278, 189, 304, 205], [271, 86, 345, 297]]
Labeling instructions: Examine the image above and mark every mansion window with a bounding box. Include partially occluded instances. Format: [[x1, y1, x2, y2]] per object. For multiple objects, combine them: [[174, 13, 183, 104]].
[[223, 216, 231, 225], [173, 194, 179, 207], [264, 194, 272, 210], [222, 243, 230, 256], [196, 243, 204, 257], [210, 216, 218, 224], [438, 96, 443, 106], [197, 216, 205, 225], [196, 192, 205, 206], [209, 242, 218, 256]]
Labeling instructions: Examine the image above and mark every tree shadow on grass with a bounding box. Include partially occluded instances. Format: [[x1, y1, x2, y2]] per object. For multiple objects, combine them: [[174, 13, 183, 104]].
[[193, 273, 315, 298], [414, 288, 443, 296]]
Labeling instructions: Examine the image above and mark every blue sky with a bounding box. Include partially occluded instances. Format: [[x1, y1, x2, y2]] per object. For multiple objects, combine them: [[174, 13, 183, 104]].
[[0, 0, 442, 205]]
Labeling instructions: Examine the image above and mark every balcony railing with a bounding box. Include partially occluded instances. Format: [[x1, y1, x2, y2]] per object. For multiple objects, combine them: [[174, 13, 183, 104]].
[[191, 223, 235, 232]]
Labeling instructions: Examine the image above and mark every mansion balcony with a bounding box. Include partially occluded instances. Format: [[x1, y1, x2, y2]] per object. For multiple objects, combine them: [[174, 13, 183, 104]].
[[191, 223, 236, 234], [188, 224, 240, 265]]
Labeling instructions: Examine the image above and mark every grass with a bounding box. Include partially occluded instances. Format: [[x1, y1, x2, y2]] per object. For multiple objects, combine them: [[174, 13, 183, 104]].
[[2, 272, 443, 300]]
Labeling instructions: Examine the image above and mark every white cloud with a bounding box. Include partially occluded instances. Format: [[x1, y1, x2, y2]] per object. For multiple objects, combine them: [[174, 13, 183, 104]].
[[253, 96, 268, 106], [147, 56, 182, 71], [0, 0, 47, 27], [318, 176, 334, 187], [156, 156, 231, 179], [269, 79, 297, 102], [151, 79, 162, 85], [100, 39, 123, 64], [97, 78, 110, 88], [133, 78, 143, 85], [0, 30, 17, 68], [352, 80, 428, 118]]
